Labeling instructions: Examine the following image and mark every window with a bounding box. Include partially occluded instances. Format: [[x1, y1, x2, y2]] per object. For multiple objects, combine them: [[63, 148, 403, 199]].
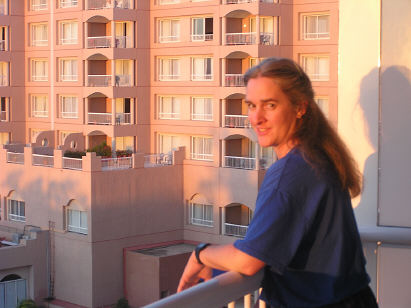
[[31, 23, 48, 46], [0, 61, 8, 86], [158, 134, 181, 154], [59, 58, 78, 81], [59, 0, 78, 8], [0, 0, 7, 15], [191, 57, 212, 81], [191, 136, 213, 161], [115, 60, 132, 86], [0, 132, 9, 144], [0, 26, 7, 51], [67, 209, 88, 234], [60, 95, 78, 118], [302, 14, 330, 40], [8, 193, 25, 222], [31, 59, 48, 81], [0, 97, 7, 121], [31, 94, 48, 117], [31, 0, 47, 11], [159, 19, 180, 43], [191, 17, 213, 41], [159, 58, 180, 81], [189, 202, 213, 226], [300, 55, 329, 81], [249, 58, 258, 68], [115, 136, 134, 151], [158, 96, 180, 119], [191, 97, 212, 120], [59, 21, 78, 44], [315, 97, 329, 118]]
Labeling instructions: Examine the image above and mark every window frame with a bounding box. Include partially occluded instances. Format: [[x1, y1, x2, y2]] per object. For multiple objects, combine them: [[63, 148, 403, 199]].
[[158, 58, 181, 81], [59, 58, 78, 82], [189, 202, 213, 227], [191, 96, 213, 121], [31, 94, 48, 118], [59, 20, 78, 45], [191, 136, 213, 161], [67, 208, 88, 235], [301, 13, 330, 40], [60, 95, 78, 118], [158, 96, 180, 120], [158, 19, 180, 43], [8, 199, 26, 222], [59, 0, 78, 8], [30, 22, 48, 46], [31, 58, 48, 81], [300, 54, 330, 81], [191, 57, 213, 81]]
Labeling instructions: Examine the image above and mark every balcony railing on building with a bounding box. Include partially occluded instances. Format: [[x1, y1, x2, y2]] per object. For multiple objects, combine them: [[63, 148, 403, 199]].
[[191, 153, 213, 161], [32, 154, 54, 167], [88, 0, 132, 9], [159, 74, 181, 81], [191, 34, 213, 41], [224, 222, 249, 237], [115, 113, 131, 124], [0, 4, 6, 15], [225, 74, 245, 87], [159, 35, 179, 43], [32, 75, 47, 82], [144, 153, 173, 167], [115, 36, 132, 48], [31, 39, 48, 46], [88, 112, 112, 125], [0, 111, 6, 121], [62, 157, 82, 170], [159, 112, 179, 120], [191, 113, 212, 121], [303, 31, 330, 40], [7, 152, 24, 164], [260, 32, 274, 45], [88, 75, 111, 86], [101, 157, 132, 170], [191, 74, 212, 81], [31, 0, 47, 11], [60, 37, 77, 45], [226, 32, 256, 45], [32, 110, 48, 118], [60, 74, 77, 82], [61, 111, 78, 119], [60, 0, 78, 8], [308, 73, 329, 82], [115, 75, 132, 86], [87, 36, 111, 48], [225, 115, 250, 128], [224, 156, 256, 170]]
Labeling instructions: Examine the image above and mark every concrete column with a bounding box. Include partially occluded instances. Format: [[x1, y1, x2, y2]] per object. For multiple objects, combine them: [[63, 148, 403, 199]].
[[221, 207, 226, 235], [24, 146, 33, 167], [221, 99, 226, 127], [131, 98, 136, 124], [6, 98, 9, 121], [255, 142, 260, 170], [221, 58, 226, 87], [85, 60, 89, 86], [111, 98, 116, 125], [84, 22, 88, 48], [84, 98, 88, 124], [83, 151, 101, 172], [111, 60, 116, 86], [221, 139, 226, 167], [111, 21, 115, 47], [256, 15, 260, 45], [244, 294, 252, 308], [54, 149, 63, 169], [221, 17, 226, 45]]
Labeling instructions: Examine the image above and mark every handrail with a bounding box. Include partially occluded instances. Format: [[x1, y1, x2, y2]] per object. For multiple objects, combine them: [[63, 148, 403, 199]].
[[143, 270, 264, 308], [359, 226, 411, 245]]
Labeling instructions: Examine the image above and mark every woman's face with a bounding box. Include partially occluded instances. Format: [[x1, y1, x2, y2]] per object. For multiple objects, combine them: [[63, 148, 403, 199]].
[[246, 76, 304, 158]]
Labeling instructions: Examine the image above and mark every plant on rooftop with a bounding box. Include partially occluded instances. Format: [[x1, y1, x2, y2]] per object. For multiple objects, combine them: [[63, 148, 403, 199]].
[[115, 150, 132, 157], [64, 150, 86, 158], [87, 141, 112, 157]]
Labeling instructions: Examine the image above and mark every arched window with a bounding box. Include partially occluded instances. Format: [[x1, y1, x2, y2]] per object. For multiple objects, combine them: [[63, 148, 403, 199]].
[[7, 191, 26, 222], [65, 200, 88, 235], [189, 194, 213, 227]]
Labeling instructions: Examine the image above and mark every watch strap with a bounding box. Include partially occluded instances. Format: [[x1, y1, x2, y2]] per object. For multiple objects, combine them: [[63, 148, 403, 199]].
[[195, 243, 211, 265]]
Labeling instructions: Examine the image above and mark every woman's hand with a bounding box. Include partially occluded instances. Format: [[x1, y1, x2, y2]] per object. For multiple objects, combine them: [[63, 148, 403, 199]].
[[177, 252, 212, 292]]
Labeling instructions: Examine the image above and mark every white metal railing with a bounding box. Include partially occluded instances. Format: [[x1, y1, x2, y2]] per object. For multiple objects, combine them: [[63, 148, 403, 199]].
[[190, 217, 214, 227], [88, 112, 112, 125], [224, 222, 249, 237], [191, 34, 213, 41], [115, 113, 131, 124], [159, 112, 180, 120], [7, 152, 24, 164], [88, 0, 131, 9], [260, 32, 274, 45], [115, 74, 132, 86], [32, 154, 54, 167], [0, 40, 6, 51], [191, 153, 213, 161], [87, 36, 112, 48], [225, 115, 251, 128], [0, 110, 6, 121], [60, 37, 77, 45], [101, 157, 132, 170], [191, 74, 213, 81], [31, 75, 48, 82], [9, 214, 26, 222], [144, 153, 173, 167], [32, 110, 48, 118], [31, 39, 48, 46], [225, 74, 245, 87], [303, 32, 330, 40], [60, 0, 78, 8], [225, 32, 256, 45], [0, 75, 8, 86], [88, 75, 111, 86], [61, 111, 78, 119], [63, 157, 82, 170], [159, 35, 179, 43], [159, 0, 180, 4], [191, 113, 212, 121], [68, 224, 87, 234], [159, 74, 181, 81], [31, 1, 47, 11], [143, 270, 264, 308], [224, 156, 256, 170], [60, 74, 78, 82], [115, 36, 132, 48]]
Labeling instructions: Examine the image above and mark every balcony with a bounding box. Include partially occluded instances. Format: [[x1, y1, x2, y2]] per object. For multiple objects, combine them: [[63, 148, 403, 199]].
[[87, 36, 111, 48], [32, 154, 54, 167], [87, 0, 132, 9], [88, 112, 112, 125], [144, 153, 173, 167], [223, 135, 257, 170], [223, 203, 252, 237], [115, 36, 132, 48], [88, 75, 111, 87], [224, 222, 249, 237], [115, 113, 131, 124], [226, 33, 256, 45], [225, 115, 250, 128], [115, 74, 132, 86], [225, 74, 244, 87], [224, 156, 256, 170], [101, 157, 132, 170]]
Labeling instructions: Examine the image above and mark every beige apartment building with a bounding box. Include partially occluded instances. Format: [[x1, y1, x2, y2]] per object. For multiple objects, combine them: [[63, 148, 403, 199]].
[[4, 0, 410, 308]]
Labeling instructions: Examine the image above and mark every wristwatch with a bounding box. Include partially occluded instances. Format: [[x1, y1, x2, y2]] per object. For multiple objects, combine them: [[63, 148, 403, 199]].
[[195, 243, 211, 265]]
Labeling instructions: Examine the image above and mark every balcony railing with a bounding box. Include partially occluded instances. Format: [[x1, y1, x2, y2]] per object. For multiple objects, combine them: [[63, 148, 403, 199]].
[[303, 31, 330, 40], [60, 37, 77, 45], [32, 110, 48, 118], [88, 75, 111, 86], [101, 157, 132, 170], [0, 40, 5, 51], [31, 39, 48, 46], [159, 112, 179, 120], [307, 73, 329, 81], [7, 152, 24, 164], [225, 115, 250, 128], [159, 35, 179, 43], [260, 32, 274, 45], [31, 1, 47, 11], [190, 217, 213, 227], [225, 74, 244, 87], [224, 156, 256, 170], [32, 154, 54, 167], [115, 36, 132, 48], [62, 157, 82, 170], [225, 32, 256, 45], [31, 75, 47, 82], [88, 0, 131, 9], [60, 74, 78, 82], [191, 113, 212, 121], [144, 270, 264, 308], [144, 153, 173, 167], [115, 113, 131, 124], [159, 74, 181, 81], [115, 74, 132, 86], [60, 0, 78, 8], [61, 111, 78, 119], [0, 4, 6, 15], [159, 0, 180, 4], [0, 110, 6, 121], [191, 153, 213, 161], [191, 34, 214, 41], [191, 74, 213, 81], [224, 222, 249, 237], [0, 75, 8, 86], [88, 112, 112, 125], [87, 36, 112, 48], [9, 214, 26, 223]]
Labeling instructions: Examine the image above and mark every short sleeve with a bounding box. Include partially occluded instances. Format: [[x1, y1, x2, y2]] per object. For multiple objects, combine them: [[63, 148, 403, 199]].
[[234, 187, 308, 274]]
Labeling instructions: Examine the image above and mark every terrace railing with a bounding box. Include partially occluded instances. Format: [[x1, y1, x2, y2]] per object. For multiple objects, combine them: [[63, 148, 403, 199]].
[[224, 222, 249, 237], [88, 112, 112, 125], [88, 75, 111, 86], [225, 32, 256, 45], [0, 110, 6, 121], [224, 115, 251, 128], [115, 113, 131, 124], [144, 153, 173, 167], [7, 152, 24, 164], [32, 154, 54, 167], [87, 36, 112, 48], [224, 156, 256, 170], [101, 157, 132, 170], [62, 157, 83, 170], [225, 74, 244, 87]]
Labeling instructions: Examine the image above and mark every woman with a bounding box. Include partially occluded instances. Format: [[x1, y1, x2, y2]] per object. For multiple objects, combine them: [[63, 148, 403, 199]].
[[178, 58, 378, 308]]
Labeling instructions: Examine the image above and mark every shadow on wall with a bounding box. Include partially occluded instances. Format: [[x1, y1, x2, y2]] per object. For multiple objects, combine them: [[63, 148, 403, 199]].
[[356, 66, 411, 225]]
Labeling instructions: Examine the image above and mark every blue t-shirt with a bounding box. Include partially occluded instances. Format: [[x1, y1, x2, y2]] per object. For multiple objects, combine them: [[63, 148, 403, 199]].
[[234, 148, 369, 308]]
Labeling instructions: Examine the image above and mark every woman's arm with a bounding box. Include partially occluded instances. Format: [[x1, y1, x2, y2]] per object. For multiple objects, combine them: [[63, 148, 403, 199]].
[[177, 243, 265, 292]]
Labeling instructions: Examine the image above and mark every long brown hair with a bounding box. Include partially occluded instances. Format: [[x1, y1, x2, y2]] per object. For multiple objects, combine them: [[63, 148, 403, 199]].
[[244, 58, 362, 197]]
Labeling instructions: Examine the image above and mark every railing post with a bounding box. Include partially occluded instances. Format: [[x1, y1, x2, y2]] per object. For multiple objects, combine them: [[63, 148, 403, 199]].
[[54, 149, 63, 169], [24, 146, 33, 166], [0, 146, 6, 163], [132, 153, 145, 168], [244, 293, 252, 308], [83, 152, 101, 172]]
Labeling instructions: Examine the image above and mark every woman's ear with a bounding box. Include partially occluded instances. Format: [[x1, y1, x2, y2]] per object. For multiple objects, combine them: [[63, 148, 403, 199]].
[[296, 101, 308, 118]]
